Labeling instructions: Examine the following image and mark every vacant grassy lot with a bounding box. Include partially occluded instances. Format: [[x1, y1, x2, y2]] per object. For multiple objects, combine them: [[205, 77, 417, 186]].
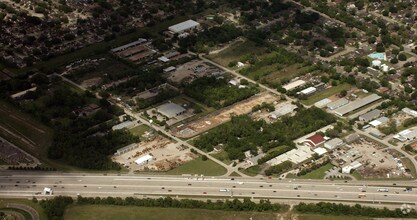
[[166, 156, 227, 176], [207, 40, 266, 67], [301, 83, 353, 106], [241, 165, 261, 177], [0, 198, 47, 220], [0, 100, 53, 162], [288, 163, 334, 179], [211, 150, 233, 165], [64, 205, 280, 220], [129, 124, 151, 137]]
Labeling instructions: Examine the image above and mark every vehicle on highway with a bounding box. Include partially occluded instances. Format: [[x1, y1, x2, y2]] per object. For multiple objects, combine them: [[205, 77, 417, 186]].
[[377, 188, 389, 192], [359, 188, 366, 192], [358, 194, 366, 198], [404, 187, 413, 192], [219, 189, 230, 192]]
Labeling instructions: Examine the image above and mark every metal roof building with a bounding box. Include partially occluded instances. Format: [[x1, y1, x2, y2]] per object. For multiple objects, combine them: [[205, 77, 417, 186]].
[[282, 79, 306, 91], [394, 129, 417, 142], [157, 103, 186, 118], [334, 94, 382, 117], [324, 138, 343, 150], [135, 154, 153, 165], [111, 38, 147, 53], [168, 20, 200, 34], [359, 109, 381, 122], [369, 116, 389, 127], [402, 107, 417, 117], [326, 98, 348, 110], [314, 98, 332, 108]]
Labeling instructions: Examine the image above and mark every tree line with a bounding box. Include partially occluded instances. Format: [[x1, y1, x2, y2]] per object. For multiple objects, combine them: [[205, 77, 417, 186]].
[[295, 202, 417, 218]]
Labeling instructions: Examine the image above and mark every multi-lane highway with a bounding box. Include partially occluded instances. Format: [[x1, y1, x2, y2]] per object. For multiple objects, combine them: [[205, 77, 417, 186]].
[[0, 172, 416, 206]]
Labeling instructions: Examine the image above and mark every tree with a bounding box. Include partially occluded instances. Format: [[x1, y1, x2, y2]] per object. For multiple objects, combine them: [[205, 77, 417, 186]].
[[201, 155, 208, 161], [398, 53, 407, 61], [339, 90, 347, 97]]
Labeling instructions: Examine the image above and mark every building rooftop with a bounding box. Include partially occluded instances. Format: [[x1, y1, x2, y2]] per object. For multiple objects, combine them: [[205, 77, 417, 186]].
[[134, 154, 153, 165], [326, 98, 348, 110], [282, 79, 306, 91], [359, 109, 382, 122], [334, 94, 382, 116], [157, 102, 186, 118], [169, 20, 200, 33]]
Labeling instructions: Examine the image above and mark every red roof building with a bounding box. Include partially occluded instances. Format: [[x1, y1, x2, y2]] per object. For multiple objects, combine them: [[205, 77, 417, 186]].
[[303, 134, 325, 148]]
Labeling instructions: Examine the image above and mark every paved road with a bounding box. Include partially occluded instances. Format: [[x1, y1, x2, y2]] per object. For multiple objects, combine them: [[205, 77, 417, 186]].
[[0, 172, 416, 206]]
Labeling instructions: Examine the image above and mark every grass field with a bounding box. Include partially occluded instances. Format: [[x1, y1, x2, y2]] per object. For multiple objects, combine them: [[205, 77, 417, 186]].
[[0, 198, 47, 220], [211, 150, 233, 165], [241, 165, 261, 177], [166, 156, 227, 176], [64, 205, 281, 220], [129, 124, 151, 137], [287, 163, 334, 179], [0, 100, 53, 162], [301, 83, 352, 106], [296, 214, 370, 220], [207, 40, 266, 67]]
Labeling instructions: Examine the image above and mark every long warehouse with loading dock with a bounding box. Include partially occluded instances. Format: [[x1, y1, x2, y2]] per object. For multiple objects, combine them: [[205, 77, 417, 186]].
[[334, 94, 382, 117]]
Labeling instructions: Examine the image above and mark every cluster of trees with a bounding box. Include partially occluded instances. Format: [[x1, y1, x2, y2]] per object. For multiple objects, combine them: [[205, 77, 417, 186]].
[[265, 160, 293, 176], [297, 159, 330, 176], [252, 102, 275, 112], [295, 202, 417, 218], [77, 196, 287, 212], [40, 196, 74, 220], [179, 24, 242, 53], [184, 76, 259, 109], [194, 107, 335, 161]]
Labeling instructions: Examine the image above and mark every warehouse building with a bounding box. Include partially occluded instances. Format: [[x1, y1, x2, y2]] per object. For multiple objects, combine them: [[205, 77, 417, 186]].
[[111, 38, 147, 53], [359, 109, 382, 122], [394, 129, 417, 142], [303, 134, 326, 148], [135, 154, 153, 165], [282, 79, 306, 91], [168, 20, 200, 34], [114, 143, 139, 156], [112, 120, 136, 131], [402, 107, 417, 117], [299, 87, 317, 96], [326, 98, 348, 110], [369, 117, 389, 127], [157, 102, 186, 118], [334, 94, 382, 117], [324, 138, 343, 150], [342, 161, 362, 174]]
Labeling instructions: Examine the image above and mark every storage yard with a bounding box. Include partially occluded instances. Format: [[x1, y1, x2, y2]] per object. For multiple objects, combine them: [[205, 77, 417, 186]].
[[173, 92, 279, 138], [112, 136, 196, 172]]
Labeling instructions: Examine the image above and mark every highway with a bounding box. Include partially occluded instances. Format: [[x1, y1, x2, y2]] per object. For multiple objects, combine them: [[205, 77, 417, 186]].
[[0, 172, 416, 206]]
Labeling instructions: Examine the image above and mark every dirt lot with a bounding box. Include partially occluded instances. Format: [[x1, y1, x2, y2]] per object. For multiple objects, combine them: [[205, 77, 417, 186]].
[[112, 136, 196, 172], [173, 92, 279, 138], [167, 60, 223, 84], [342, 137, 411, 178]]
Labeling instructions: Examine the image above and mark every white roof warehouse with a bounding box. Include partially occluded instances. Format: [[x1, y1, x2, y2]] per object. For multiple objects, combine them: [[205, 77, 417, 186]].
[[168, 20, 200, 34], [334, 94, 382, 117]]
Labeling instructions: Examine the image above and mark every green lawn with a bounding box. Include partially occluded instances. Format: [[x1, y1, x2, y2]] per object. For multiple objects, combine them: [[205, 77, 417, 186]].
[[64, 205, 279, 220], [166, 156, 227, 176], [0, 198, 47, 220], [230, 172, 241, 177], [207, 40, 266, 67], [288, 163, 334, 179], [402, 157, 417, 178], [241, 165, 261, 177], [211, 150, 233, 165], [129, 124, 151, 137], [301, 83, 352, 106]]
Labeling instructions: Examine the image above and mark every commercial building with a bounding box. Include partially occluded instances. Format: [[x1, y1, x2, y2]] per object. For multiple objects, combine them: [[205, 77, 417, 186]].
[[313, 147, 327, 156], [111, 38, 147, 53], [334, 94, 382, 117], [359, 109, 382, 122], [168, 20, 200, 34], [135, 154, 153, 165], [326, 98, 348, 110], [402, 108, 417, 117], [393, 129, 417, 142], [314, 98, 332, 108], [342, 161, 362, 174], [369, 116, 389, 127], [114, 143, 139, 156], [268, 104, 297, 119], [303, 134, 325, 148], [344, 133, 360, 144], [282, 79, 306, 91], [299, 87, 317, 96], [157, 102, 186, 118], [324, 138, 343, 150], [112, 121, 136, 131]]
